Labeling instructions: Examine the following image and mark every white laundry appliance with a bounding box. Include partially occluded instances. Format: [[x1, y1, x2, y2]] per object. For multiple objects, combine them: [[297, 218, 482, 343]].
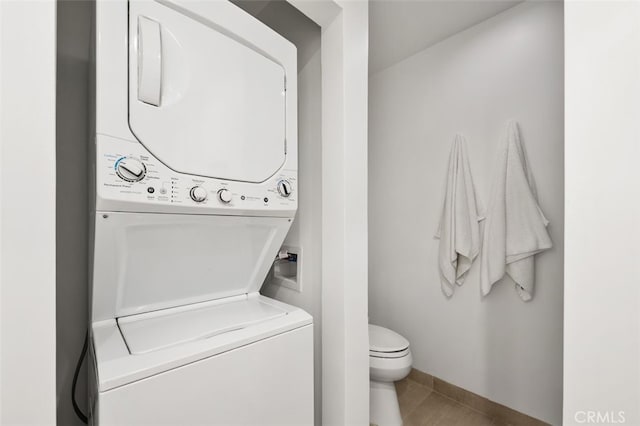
[[88, 1, 313, 425]]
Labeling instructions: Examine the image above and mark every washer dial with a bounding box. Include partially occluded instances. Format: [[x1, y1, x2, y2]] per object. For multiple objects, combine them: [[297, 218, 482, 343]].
[[217, 189, 232, 204], [190, 186, 208, 203], [116, 157, 146, 182], [277, 180, 293, 197]]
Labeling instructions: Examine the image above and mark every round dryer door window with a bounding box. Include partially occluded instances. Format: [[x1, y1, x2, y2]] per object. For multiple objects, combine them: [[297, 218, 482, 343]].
[[128, 1, 287, 183]]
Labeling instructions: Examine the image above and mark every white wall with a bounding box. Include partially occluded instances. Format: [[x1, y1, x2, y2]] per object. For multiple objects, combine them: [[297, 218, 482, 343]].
[[253, 1, 371, 424], [564, 1, 640, 425], [56, 1, 93, 425], [291, 1, 371, 423], [368, 2, 563, 424], [319, 2, 370, 424], [234, 2, 324, 424], [0, 1, 57, 424]]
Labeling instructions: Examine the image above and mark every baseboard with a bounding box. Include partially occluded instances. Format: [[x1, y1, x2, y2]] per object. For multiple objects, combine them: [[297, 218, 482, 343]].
[[408, 368, 549, 426]]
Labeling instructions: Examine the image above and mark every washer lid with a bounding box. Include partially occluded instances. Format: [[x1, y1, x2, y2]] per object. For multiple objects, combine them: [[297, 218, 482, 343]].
[[369, 324, 410, 353], [118, 296, 287, 354], [90, 212, 293, 322]]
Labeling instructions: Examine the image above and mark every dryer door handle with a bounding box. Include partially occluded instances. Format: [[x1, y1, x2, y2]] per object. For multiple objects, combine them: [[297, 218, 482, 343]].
[[137, 16, 162, 107]]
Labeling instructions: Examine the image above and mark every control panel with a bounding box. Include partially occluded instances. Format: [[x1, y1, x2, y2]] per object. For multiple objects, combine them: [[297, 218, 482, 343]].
[[95, 135, 297, 216]]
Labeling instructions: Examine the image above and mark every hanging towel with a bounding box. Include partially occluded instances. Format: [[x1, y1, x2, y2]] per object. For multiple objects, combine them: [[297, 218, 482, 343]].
[[480, 121, 552, 301], [435, 135, 484, 298]]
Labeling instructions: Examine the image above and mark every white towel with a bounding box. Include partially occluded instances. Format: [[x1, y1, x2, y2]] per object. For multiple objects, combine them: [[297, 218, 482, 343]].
[[435, 135, 484, 297], [480, 121, 552, 301]]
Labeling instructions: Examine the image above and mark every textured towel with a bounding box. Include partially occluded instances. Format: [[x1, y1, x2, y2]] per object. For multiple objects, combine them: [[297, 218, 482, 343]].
[[435, 135, 484, 297], [480, 121, 552, 301]]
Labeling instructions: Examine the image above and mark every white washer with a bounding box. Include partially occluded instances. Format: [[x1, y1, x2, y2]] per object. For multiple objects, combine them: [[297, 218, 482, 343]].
[[88, 1, 312, 425]]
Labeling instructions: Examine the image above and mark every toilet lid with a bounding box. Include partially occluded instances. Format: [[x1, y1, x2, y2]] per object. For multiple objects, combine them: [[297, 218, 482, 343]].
[[369, 324, 410, 353]]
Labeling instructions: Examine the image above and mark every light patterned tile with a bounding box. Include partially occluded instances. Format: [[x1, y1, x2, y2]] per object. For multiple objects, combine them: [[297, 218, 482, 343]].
[[454, 404, 494, 426], [433, 376, 549, 426], [403, 391, 458, 426], [397, 379, 432, 420], [395, 371, 548, 426], [404, 392, 494, 426], [395, 377, 411, 399]]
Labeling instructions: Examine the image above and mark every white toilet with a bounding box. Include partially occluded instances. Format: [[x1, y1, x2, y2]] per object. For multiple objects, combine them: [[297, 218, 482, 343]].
[[369, 324, 413, 426]]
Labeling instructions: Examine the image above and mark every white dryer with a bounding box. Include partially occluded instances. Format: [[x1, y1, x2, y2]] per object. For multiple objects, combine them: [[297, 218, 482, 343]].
[[88, 1, 312, 425]]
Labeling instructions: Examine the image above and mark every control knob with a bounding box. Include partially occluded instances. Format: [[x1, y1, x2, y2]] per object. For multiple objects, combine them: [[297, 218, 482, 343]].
[[217, 188, 232, 204], [277, 180, 293, 197], [116, 157, 146, 182], [189, 186, 207, 203]]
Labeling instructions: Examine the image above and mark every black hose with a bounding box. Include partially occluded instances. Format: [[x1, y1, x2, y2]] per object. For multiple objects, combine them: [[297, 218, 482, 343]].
[[72, 330, 89, 424]]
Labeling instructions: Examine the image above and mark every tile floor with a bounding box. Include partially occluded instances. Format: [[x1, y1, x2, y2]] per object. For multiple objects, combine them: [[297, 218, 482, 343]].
[[395, 377, 499, 426]]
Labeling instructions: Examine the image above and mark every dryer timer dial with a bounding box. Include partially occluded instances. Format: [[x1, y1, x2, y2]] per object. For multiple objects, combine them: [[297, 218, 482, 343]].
[[277, 180, 293, 197], [116, 157, 146, 182]]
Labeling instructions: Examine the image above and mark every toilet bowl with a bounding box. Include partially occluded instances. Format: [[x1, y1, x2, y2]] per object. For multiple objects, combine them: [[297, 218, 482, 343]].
[[369, 324, 412, 426]]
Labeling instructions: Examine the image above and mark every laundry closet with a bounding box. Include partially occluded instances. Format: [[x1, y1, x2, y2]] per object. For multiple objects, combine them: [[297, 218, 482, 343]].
[[56, 1, 324, 425]]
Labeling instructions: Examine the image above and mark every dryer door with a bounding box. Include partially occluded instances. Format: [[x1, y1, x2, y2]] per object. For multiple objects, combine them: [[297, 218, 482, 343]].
[[128, 1, 287, 183]]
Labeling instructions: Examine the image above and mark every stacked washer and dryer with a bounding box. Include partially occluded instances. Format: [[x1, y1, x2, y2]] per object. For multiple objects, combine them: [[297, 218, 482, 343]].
[[88, 1, 313, 424]]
